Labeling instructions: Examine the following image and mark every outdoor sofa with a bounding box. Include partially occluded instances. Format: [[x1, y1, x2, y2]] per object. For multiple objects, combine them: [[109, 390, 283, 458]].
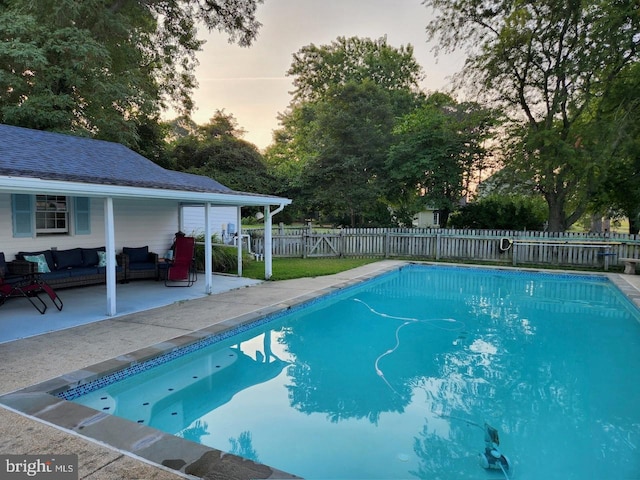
[[10, 247, 127, 289], [120, 246, 159, 281], [10, 245, 161, 289]]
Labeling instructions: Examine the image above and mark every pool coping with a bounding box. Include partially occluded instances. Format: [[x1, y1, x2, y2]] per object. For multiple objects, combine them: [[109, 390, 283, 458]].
[[0, 262, 402, 480], [1, 262, 638, 479]]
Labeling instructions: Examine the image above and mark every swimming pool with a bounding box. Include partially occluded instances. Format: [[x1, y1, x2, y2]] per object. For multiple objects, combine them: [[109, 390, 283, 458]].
[[65, 265, 640, 479]]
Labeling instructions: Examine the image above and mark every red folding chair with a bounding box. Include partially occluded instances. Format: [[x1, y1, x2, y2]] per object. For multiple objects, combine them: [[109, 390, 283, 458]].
[[0, 275, 48, 314], [30, 276, 63, 311], [0, 252, 63, 314], [165, 236, 197, 287]]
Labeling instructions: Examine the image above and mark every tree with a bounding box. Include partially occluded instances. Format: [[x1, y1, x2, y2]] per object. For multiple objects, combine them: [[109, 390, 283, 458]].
[[423, 0, 640, 231], [0, 0, 263, 147], [302, 81, 397, 226], [386, 93, 498, 227], [267, 36, 425, 225], [587, 62, 640, 234], [170, 111, 272, 193], [288, 36, 423, 104]]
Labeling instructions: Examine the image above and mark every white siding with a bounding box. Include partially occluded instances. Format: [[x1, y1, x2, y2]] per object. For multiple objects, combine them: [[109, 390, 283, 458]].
[[413, 209, 440, 228], [181, 205, 237, 240], [0, 193, 180, 260]]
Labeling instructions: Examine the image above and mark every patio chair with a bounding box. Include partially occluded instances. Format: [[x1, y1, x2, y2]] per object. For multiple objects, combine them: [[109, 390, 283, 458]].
[[165, 236, 197, 287], [0, 253, 48, 314]]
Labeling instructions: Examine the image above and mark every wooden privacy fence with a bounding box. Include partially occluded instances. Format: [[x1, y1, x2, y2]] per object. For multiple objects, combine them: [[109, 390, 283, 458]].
[[248, 226, 640, 271]]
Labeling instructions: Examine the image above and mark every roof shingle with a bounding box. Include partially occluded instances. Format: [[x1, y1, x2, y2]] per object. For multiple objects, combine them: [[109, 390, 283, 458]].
[[0, 124, 234, 194]]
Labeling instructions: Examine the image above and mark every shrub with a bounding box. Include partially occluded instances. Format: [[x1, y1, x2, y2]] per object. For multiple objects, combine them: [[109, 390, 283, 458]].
[[193, 233, 246, 273], [449, 195, 547, 230]]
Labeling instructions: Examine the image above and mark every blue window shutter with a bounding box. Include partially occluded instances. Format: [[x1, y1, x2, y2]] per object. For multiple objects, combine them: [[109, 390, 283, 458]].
[[74, 197, 91, 235], [11, 194, 34, 238]]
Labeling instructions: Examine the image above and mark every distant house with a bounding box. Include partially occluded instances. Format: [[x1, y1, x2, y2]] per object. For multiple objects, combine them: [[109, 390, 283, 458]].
[[413, 207, 441, 228], [0, 124, 291, 315]]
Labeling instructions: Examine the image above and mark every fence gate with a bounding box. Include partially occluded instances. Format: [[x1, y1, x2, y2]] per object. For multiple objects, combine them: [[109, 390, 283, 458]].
[[304, 233, 341, 257]]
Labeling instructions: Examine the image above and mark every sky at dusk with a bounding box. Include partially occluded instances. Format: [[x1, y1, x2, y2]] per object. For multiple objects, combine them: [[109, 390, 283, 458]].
[[186, 0, 466, 150]]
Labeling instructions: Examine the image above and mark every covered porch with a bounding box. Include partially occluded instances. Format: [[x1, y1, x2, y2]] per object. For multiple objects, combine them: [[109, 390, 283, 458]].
[[0, 123, 291, 321]]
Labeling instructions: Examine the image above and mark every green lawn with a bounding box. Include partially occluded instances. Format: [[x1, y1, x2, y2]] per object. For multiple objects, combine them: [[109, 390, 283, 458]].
[[241, 257, 379, 280]]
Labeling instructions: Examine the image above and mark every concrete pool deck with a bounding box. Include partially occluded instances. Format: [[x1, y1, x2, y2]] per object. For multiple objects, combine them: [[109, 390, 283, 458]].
[[1, 261, 639, 480]]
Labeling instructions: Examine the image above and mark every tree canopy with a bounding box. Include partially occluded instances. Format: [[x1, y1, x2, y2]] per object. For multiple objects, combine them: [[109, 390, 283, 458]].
[[0, 0, 263, 147], [170, 110, 271, 194], [266, 36, 426, 226], [587, 62, 640, 233], [386, 93, 499, 226], [287, 36, 423, 104], [424, 0, 640, 231]]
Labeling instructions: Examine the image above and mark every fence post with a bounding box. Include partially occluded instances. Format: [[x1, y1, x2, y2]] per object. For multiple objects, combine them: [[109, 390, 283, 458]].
[[302, 231, 308, 259], [436, 232, 441, 260], [385, 231, 390, 258]]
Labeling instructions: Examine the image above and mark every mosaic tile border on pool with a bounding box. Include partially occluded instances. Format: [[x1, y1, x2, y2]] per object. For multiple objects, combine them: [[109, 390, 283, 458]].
[[415, 262, 609, 282], [57, 313, 285, 401]]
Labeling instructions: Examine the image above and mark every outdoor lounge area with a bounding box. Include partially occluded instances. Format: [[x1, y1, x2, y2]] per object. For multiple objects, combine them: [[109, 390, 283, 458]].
[[0, 124, 291, 321]]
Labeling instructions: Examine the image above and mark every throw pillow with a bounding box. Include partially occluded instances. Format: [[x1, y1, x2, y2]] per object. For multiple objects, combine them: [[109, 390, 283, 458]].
[[81, 247, 104, 267], [53, 248, 84, 270], [97, 251, 118, 267], [19, 251, 55, 272], [23, 254, 51, 273], [123, 246, 149, 264]]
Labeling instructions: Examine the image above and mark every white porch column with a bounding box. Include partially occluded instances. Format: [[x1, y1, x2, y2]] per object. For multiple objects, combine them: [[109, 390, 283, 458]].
[[104, 197, 117, 316], [264, 205, 273, 280], [236, 206, 243, 276], [204, 203, 213, 294]]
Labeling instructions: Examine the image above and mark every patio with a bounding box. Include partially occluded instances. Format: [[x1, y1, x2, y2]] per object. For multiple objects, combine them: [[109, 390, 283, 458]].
[[0, 275, 262, 344]]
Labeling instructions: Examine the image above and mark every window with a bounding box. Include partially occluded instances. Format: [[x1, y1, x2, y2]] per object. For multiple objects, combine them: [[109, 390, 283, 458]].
[[35, 195, 69, 234], [12, 194, 90, 237]]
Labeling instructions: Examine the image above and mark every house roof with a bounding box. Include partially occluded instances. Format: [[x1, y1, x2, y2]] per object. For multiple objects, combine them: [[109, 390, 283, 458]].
[[0, 124, 290, 206]]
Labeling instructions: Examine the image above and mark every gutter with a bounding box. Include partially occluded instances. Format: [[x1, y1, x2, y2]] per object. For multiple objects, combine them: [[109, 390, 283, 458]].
[[270, 203, 286, 217], [0, 176, 292, 208]]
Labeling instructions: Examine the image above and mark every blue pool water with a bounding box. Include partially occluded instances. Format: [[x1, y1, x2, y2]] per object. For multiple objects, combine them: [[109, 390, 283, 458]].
[[70, 265, 640, 479]]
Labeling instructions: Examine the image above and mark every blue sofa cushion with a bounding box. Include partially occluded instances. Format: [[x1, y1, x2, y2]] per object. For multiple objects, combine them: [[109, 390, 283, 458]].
[[39, 270, 72, 281], [19, 250, 55, 272], [53, 248, 84, 270], [123, 246, 149, 264], [128, 262, 156, 271], [97, 265, 123, 274], [81, 247, 105, 267], [67, 267, 100, 277]]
